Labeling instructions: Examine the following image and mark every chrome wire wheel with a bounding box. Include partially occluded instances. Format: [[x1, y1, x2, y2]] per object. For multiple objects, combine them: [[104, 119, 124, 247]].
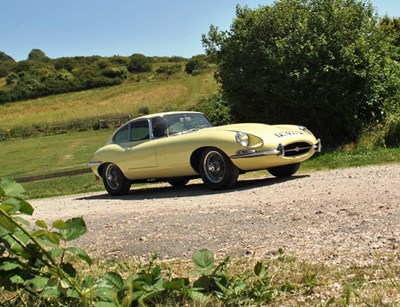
[[199, 148, 239, 190], [102, 163, 131, 196], [105, 164, 120, 190], [203, 150, 226, 184]]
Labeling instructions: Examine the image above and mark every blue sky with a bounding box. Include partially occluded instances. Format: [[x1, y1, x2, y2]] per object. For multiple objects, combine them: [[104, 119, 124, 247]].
[[1, 0, 399, 61]]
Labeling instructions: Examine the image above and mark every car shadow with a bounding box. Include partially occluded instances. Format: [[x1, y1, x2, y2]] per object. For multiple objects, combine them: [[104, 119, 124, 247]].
[[76, 175, 309, 201]]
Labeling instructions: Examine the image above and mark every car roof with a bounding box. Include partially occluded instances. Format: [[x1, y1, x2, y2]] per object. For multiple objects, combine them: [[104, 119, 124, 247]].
[[132, 111, 204, 121]]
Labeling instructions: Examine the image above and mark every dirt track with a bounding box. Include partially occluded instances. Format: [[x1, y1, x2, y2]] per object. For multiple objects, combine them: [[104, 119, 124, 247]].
[[30, 164, 400, 265]]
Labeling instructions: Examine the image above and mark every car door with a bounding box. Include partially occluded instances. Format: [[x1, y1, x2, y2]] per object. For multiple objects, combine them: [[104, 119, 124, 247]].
[[115, 119, 158, 176]]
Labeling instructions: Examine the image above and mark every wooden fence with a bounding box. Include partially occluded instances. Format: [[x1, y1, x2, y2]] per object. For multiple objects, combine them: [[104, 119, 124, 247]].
[[15, 168, 92, 183]]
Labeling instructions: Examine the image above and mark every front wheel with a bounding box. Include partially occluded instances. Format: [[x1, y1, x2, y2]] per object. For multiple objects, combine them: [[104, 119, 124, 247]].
[[267, 162, 301, 178], [199, 148, 239, 190], [102, 163, 131, 196]]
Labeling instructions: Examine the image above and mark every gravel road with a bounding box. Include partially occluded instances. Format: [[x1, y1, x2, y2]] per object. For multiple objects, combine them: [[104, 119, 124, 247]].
[[30, 164, 400, 265]]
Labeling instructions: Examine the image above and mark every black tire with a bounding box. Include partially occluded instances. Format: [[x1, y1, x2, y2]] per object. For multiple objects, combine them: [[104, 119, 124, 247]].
[[102, 163, 131, 196], [167, 178, 190, 187], [199, 148, 239, 190], [267, 162, 301, 178]]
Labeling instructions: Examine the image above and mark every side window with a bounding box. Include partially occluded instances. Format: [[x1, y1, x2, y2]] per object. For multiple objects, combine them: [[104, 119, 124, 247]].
[[130, 120, 150, 141], [113, 124, 129, 143], [152, 116, 168, 138]]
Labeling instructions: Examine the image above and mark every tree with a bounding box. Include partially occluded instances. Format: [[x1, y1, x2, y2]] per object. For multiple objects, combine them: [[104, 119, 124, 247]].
[[127, 53, 152, 73], [379, 16, 400, 61], [0, 51, 16, 77], [203, 0, 400, 146], [185, 54, 208, 74], [0, 51, 14, 62], [28, 49, 49, 61]]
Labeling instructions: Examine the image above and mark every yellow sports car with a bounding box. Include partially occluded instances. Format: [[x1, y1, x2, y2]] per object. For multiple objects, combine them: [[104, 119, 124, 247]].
[[88, 111, 321, 195]]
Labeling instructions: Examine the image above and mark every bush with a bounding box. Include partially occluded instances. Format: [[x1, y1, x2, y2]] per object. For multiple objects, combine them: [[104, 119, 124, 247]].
[[128, 53, 153, 73], [203, 0, 400, 146], [185, 55, 208, 74], [193, 94, 232, 126]]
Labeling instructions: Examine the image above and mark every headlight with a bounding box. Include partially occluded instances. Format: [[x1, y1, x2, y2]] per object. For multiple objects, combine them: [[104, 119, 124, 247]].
[[298, 126, 311, 133], [235, 131, 249, 147]]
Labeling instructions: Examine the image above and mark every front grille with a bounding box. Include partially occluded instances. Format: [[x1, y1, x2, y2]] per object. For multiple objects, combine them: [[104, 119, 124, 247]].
[[284, 142, 312, 157]]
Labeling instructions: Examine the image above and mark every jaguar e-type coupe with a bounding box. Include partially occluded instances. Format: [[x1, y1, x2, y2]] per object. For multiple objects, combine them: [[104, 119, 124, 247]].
[[88, 111, 321, 195]]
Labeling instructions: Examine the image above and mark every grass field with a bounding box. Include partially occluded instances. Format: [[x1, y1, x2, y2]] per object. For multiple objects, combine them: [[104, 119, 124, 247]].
[[0, 71, 219, 131]]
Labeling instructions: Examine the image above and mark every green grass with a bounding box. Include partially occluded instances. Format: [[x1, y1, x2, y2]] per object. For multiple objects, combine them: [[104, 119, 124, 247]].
[[0, 129, 111, 178], [302, 146, 400, 170]]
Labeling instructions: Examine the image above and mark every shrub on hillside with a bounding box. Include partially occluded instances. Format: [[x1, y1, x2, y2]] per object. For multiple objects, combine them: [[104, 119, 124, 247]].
[[128, 53, 153, 73]]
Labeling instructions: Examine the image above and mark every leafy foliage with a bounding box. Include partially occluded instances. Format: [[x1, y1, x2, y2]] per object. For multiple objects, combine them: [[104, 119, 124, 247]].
[[127, 53, 153, 73], [0, 178, 276, 306], [193, 94, 232, 126], [185, 54, 209, 74], [202, 0, 400, 146], [0, 50, 196, 104]]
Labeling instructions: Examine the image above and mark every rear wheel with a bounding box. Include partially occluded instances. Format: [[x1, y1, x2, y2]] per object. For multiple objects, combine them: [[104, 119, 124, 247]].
[[102, 163, 131, 196], [267, 163, 301, 178], [199, 148, 239, 190]]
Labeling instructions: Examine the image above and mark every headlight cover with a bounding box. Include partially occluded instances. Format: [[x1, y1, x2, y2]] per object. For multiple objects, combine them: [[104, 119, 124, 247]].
[[298, 126, 311, 134], [235, 131, 250, 147]]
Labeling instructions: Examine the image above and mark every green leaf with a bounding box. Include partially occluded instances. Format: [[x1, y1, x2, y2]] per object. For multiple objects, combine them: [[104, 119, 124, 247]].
[[48, 247, 65, 258], [254, 261, 267, 277], [40, 286, 61, 298], [193, 275, 212, 292], [104, 272, 124, 290], [192, 249, 214, 271], [0, 178, 26, 199], [163, 277, 189, 290], [10, 274, 25, 285], [36, 220, 48, 229], [18, 199, 33, 215], [27, 276, 49, 290], [0, 259, 22, 271], [61, 262, 77, 278], [0, 215, 16, 233], [60, 217, 87, 241], [37, 233, 61, 248], [0, 204, 14, 213], [94, 287, 115, 302], [66, 247, 92, 265], [52, 219, 67, 230]]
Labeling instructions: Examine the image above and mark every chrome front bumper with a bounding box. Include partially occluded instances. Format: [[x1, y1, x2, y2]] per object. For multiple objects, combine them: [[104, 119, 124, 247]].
[[231, 139, 321, 159], [87, 161, 102, 167]]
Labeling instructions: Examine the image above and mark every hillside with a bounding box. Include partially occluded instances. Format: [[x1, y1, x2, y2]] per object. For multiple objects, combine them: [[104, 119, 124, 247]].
[[0, 69, 219, 133]]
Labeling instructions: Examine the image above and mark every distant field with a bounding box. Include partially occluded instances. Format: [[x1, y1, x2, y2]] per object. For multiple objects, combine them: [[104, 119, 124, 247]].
[[0, 71, 219, 131], [0, 129, 111, 178]]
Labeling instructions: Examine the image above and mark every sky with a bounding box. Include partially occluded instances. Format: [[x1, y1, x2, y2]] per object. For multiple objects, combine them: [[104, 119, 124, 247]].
[[1, 0, 400, 62]]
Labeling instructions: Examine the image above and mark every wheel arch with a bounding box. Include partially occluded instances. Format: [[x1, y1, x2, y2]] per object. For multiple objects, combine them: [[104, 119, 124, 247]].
[[191, 146, 231, 173]]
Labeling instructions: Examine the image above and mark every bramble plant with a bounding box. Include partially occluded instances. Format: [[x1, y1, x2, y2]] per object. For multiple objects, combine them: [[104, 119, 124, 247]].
[[0, 178, 276, 306], [0, 178, 91, 304]]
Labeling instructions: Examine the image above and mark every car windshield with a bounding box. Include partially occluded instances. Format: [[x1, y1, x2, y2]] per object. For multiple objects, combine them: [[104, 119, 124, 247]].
[[165, 113, 212, 135]]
